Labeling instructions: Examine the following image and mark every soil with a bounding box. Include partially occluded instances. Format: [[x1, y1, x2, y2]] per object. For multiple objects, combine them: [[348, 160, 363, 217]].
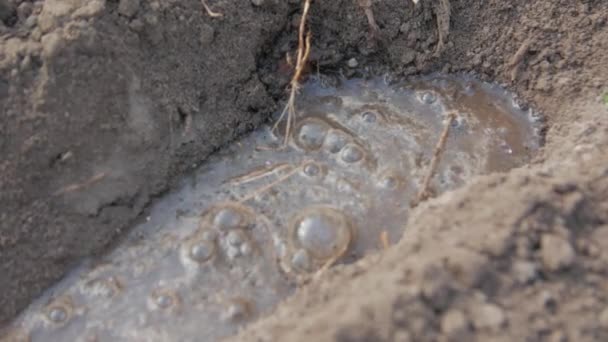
[[1, 0, 607, 340]]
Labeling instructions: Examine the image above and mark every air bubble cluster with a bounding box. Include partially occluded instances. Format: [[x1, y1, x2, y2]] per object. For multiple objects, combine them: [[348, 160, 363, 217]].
[[10, 75, 541, 342]]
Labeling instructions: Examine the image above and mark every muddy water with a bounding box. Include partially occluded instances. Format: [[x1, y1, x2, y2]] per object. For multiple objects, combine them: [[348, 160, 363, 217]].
[[5, 75, 542, 341]]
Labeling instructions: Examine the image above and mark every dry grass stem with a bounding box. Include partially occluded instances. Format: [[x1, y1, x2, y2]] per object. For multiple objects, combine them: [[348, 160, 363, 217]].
[[201, 0, 223, 17], [272, 0, 313, 145], [229, 163, 292, 185], [53, 172, 107, 196], [238, 163, 305, 203], [413, 111, 456, 206], [358, 0, 380, 38], [434, 0, 451, 55], [380, 231, 390, 249]]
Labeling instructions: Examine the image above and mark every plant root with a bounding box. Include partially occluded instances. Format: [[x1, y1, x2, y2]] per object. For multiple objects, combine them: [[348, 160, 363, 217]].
[[272, 0, 313, 146], [238, 162, 307, 203], [228, 163, 292, 186], [201, 0, 223, 18], [53, 172, 107, 196], [434, 0, 451, 55], [411, 111, 457, 207], [358, 0, 381, 39]]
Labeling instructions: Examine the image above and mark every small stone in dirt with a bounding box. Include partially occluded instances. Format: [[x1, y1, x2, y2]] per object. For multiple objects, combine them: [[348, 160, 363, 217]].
[[251, 0, 265, 6], [347, 58, 359, 68], [441, 309, 469, 337], [470, 303, 506, 330], [24, 14, 36, 28], [599, 307, 608, 328], [119, 0, 140, 18], [540, 234, 575, 271], [512, 260, 537, 284]]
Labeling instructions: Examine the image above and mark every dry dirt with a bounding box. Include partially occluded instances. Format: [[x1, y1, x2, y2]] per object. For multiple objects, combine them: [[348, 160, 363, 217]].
[[1, 0, 607, 340]]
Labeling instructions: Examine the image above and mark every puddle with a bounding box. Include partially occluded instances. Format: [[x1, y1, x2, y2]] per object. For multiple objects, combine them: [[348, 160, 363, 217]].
[[5, 75, 542, 341]]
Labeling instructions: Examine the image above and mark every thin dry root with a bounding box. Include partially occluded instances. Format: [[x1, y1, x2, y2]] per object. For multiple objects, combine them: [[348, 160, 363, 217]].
[[380, 231, 390, 249], [238, 162, 306, 203], [412, 111, 456, 207], [53, 172, 107, 196], [358, 0, 380, 39], [201, 0, 223, 17], [228, 163, 292, 185], [508, 37, 533, 81], [434, 0, 451, 55], [272, 0, 313, 145]]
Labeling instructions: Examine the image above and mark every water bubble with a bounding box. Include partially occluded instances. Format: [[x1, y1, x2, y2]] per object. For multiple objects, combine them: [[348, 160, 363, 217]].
[[291, 249, 312, 272], [361, 111, 377, 123], [325, 130, 349, 153], [45, 299, 73, 325], [340, 144, 364, 163], [48, 307, 68, 323], [291, 207, 353, 261], [451, 114, 467, 130], [156, 295, 173, 308], [226, 230, 246, 247], [150, 290, 179, 310], [189, 239, 215, 263], [295, 119, 329, 151], [378, 175, 401, 190], [303, 162, 321, 177], [213, 207, 244, 230], [420, 91, 437, 104]]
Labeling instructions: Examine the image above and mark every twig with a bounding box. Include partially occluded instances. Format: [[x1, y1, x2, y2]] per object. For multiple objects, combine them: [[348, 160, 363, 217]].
[[358, 0, 380, 39], [228, 163, 292, 185], [201, 0, 223, 18], [412, 112, 456, 207], [272, 0, 313, 145], [238, 163, 304, 203], [434, 0, 451, 55], [509, 37, 533, 81], [380, 231, 390, 249], [53, 172, 107, 196]]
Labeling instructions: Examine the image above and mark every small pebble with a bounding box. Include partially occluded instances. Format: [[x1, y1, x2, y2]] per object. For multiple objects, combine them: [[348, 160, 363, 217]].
[[512, 260, 537, 284], [48, 307, 68, 323], [471, 303, 506, 330], [599, 307, 608, 328], [541, 234, 575, 271], [347, 58, 359, 68], [441, 309, 469, 336]]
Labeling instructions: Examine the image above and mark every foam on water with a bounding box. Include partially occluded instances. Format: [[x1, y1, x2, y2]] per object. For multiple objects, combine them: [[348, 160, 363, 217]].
[[5, 75, 542, 341]]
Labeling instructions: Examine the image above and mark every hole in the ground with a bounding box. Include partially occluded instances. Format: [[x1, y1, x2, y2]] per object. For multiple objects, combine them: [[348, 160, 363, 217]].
[[8, 74, 543, 341]]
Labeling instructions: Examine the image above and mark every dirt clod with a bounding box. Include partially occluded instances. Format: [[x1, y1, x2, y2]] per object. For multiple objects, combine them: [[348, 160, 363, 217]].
[[118, 0, 140, 18], [540, 234, 576, 271]]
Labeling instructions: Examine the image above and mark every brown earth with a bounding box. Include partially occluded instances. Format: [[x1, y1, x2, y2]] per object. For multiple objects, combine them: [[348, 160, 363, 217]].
[[1, 0, 607, 340]]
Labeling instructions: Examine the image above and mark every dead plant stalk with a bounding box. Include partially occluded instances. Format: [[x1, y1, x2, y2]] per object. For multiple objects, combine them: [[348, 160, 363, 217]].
[[413, 111, 456, 206], [273, 0, 313, 145]]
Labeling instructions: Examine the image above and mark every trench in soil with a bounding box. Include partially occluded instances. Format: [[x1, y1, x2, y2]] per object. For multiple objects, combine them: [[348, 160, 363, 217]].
[[8, 74, 544, 341]]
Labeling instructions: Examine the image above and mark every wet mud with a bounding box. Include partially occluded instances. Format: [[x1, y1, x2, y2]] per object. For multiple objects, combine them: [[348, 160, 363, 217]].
[[6, 75, 542, 341]]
